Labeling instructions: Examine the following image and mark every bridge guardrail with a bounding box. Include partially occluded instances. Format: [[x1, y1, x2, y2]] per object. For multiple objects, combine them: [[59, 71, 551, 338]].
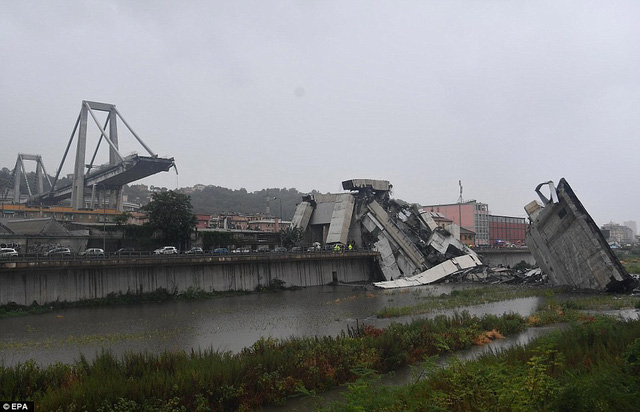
[[1, 246, 378, 264]]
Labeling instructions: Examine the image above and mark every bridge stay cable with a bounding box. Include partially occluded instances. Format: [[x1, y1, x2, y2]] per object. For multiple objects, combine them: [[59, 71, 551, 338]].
[[113, 107, 157, 158], [51, 112, 81, 192]]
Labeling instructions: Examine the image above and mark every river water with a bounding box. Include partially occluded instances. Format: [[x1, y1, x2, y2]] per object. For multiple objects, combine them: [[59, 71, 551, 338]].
[[2, 284, 545, 367]]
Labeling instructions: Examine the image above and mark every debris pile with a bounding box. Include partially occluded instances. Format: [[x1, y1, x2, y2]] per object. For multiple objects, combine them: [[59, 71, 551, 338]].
[[449, 266, 546, 285], [293, 177, 635, 292], [292, 179, 483, 288]]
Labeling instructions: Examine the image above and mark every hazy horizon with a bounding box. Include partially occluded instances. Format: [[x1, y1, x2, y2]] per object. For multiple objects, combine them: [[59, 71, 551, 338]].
[[2, 1, 638, 227]]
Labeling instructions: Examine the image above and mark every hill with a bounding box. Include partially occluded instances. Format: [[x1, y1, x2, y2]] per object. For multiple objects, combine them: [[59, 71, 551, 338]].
[[1, 166, 319, 220]]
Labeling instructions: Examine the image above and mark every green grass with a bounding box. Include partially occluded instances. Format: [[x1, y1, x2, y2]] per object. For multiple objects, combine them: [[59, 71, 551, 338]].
[[376, 285, 563, 318], [324, 315, 640, 411], [376, 285, 640, 318], [621, 257, 640, 274], [0, 307, 567, 411], [2, 284, 637, 410], [558, 293, 640, 310]]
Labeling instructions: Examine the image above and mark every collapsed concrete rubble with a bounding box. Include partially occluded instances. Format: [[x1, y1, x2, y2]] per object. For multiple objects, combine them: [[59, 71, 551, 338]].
[[451, 266, 545, 285], [291, 179, 483, 288], [525, 178, 637, 293]]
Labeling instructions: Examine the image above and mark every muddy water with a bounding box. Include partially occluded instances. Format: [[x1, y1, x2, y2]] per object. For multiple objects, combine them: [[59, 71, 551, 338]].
[[0, 284, 543, 367]]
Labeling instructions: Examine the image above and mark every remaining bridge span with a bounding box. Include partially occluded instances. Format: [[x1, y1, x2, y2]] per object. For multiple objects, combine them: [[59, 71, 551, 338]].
[[40, 154, 174, 204], [9, 100, 175, 210]]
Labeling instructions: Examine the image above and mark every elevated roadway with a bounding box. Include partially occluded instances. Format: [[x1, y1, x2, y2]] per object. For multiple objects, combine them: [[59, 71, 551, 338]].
[[36, 154, 174, 204]]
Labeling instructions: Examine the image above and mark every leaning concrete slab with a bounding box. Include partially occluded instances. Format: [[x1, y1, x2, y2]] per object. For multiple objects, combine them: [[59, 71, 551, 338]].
[[291, 201, 313, 231], [373, 254, 483, 289], [326, 194, 355, 245], [525, 178, 637, 292], [373, 236, 402, 280]]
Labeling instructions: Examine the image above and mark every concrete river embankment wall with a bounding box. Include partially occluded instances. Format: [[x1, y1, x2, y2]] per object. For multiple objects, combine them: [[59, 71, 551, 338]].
[[0, 252, 381, 306]]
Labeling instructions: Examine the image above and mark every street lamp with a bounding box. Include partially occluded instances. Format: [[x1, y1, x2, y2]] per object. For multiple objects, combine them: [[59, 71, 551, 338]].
[[102, 192, 106, 252], [273, 196, 282, 223]]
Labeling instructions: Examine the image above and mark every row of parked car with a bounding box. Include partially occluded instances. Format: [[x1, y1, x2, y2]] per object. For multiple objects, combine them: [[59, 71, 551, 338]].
[[152, 246, 324, 255], [0, 243, 358, 260]]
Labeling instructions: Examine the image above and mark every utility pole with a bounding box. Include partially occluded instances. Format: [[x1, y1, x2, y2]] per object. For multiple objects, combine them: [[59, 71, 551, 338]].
[[457, 180, 463, 236]]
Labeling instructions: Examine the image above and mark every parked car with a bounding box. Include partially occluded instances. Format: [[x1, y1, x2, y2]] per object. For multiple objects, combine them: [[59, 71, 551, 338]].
[[45, 247, 72, 257], [113, 247, 136, 256], [153, 246, 178, 255], [212, 248, 229, 254], [81, 248, 105, 257], [272, 246, 287, 253], [231, 248, 251, 254], [185, 247, 204, 255], [0, 248, 18, 259]]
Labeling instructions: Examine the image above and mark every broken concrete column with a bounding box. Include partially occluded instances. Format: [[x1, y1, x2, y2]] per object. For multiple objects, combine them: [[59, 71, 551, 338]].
[[291, 201, 313, 231], [326, 194, 355, 245], [525, 178, 637, 292]]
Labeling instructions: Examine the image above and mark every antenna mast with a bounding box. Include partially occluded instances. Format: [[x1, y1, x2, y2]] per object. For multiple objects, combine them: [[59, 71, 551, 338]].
[[457, 180, 464, 203]]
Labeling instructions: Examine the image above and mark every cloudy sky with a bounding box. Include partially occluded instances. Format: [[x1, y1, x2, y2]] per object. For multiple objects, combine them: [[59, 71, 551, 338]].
[[1, 1, 638, 226]]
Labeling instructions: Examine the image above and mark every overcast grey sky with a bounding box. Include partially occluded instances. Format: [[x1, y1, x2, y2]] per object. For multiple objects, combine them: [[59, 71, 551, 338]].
[[1, 1, 638, 226]]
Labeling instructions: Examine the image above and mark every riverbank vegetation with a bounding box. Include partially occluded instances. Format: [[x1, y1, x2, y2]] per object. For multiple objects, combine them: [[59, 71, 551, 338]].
[[1, 302, 569, 411], [324, 315, 640, 411], [1, 287, 639, 410], [377, 284, 640, 318], [621, 256, 640, 274], [376, 285, 563, 318]]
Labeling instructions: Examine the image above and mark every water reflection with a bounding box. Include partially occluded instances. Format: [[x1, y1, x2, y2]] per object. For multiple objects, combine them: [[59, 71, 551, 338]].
[[1, 284, 543, 367]]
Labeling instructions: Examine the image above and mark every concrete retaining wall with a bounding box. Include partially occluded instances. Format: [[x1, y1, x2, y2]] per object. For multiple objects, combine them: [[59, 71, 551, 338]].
[[0, 253, 380, 306]]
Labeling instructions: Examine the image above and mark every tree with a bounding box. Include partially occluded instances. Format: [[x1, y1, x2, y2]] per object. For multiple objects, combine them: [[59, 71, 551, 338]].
[[142, 190, 197, 248], [280, 226, 304, 249], [113, 211, 133, 226], [0, 168, 11, 197], [201, 231, 234, 250]]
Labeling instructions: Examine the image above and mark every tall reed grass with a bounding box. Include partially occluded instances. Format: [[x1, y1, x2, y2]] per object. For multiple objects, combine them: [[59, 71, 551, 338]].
[[325, 315, 640, 411], [0, 308, 558, 411]]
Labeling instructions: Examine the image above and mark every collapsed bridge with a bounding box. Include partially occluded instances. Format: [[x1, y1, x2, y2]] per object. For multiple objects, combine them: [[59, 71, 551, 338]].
[[292, 178, 637, 293], [291, 179, 483, 288]]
